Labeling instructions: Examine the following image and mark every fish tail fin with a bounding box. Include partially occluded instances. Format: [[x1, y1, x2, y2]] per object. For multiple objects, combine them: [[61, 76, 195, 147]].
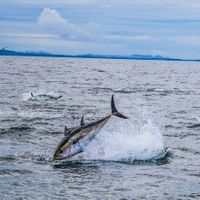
[[111, 95, 128, 119]]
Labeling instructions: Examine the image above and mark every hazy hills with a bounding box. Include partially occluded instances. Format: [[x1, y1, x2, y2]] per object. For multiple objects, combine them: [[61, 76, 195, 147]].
[[0, 48, 198, 61]]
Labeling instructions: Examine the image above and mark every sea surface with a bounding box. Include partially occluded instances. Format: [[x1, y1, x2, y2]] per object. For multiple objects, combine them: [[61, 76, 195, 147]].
[[0, 56, 200, 199]]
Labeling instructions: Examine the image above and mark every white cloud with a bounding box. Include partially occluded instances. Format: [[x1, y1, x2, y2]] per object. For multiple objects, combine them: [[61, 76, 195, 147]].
[[2, 1, 200, 58], [169, 36, 200, 48], [0, 32, 56, 39], [37, 8, 102, 41], [104, 35, 153, 42], [100, 0, 200, 7], [37, 8, 153, 44], [37, 8, 88, 39], [1, 0, 95, 5], [5, 0, 200, 7]]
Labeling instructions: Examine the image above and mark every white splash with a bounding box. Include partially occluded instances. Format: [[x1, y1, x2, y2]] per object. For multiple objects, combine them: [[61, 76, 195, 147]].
[[22, 90, 61, 102], [195, 115, 200, 123], [73, 109, 165, 162]]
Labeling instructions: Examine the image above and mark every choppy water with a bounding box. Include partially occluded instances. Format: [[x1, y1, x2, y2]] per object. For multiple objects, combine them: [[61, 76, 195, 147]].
[[0, 56, 200, 199]]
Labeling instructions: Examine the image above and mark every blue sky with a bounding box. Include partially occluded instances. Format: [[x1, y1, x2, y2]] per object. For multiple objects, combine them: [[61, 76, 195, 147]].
[[1, 0, 200, 59]]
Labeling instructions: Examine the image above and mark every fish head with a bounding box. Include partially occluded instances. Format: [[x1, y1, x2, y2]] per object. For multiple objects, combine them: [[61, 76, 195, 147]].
[[53, 117, 110, 160], [53, 136, 80, 160]]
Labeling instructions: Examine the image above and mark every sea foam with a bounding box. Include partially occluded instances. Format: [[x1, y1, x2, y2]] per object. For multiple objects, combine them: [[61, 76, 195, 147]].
[[73, 99, 165, 162]]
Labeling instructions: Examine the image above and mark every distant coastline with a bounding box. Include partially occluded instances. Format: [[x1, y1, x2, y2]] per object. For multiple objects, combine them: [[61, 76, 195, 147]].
[[0, 48, 199, 62]]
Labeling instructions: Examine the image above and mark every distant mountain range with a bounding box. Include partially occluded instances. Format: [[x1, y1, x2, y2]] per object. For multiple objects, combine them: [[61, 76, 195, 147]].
[[0, 48, 199, 61]]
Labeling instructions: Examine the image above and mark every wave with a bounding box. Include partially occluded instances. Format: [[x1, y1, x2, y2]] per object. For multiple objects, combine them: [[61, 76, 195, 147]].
[[0, 125, 33, 135], [63, 100, 168, 163]]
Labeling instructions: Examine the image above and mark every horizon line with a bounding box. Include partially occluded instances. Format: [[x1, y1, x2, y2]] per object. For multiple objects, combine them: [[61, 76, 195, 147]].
[[0, 48, 200, 62]]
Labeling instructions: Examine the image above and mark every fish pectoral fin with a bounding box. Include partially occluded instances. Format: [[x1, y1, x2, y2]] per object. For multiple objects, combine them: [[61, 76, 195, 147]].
[[80, 114, 85, 126]]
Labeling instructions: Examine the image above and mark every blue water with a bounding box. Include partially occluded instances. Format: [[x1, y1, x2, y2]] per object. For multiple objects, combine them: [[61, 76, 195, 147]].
[[0, 56, 200, 199]]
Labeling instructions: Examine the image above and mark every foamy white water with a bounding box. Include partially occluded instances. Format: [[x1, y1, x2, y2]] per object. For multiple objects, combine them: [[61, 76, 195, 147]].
[[22, 91, 62, 102], [74, 108, 165, 161]]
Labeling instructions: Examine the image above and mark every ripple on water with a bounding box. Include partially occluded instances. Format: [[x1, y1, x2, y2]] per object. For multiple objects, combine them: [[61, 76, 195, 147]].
[[0, 57, 200, 199], [0, 169, 33, 176], [0, 125, 33, 135]]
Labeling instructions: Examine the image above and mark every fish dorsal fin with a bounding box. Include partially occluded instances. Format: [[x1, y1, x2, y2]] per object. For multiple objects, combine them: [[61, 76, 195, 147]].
[[31, 92, 33, 97], [64, 126, 69, 136], [80, 115, 85, 126], [64, 126, 74, 136]]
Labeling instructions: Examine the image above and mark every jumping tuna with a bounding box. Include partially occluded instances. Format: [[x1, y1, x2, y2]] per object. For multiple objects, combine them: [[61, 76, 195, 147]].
[[28, 92, 62, 101], [53, 95, 128, 160]]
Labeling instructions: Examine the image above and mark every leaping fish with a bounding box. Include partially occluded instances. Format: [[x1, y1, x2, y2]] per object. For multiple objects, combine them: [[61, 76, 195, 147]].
[[53, 95, 128, 160], [28, 92, 62, 101]]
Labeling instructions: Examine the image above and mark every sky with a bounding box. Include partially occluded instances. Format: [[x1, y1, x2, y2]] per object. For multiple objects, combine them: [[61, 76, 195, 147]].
[[1, 0, 200, 59]]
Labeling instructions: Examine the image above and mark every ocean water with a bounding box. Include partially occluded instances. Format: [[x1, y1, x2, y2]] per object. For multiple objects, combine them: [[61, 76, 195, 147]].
[[0, 56, 199, 199]]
